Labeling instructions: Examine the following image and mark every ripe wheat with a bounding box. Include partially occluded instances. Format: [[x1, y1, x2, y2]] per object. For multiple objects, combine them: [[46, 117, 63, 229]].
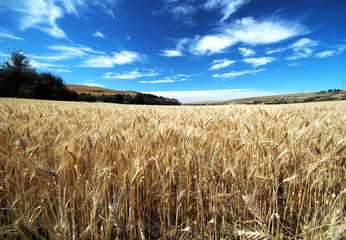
[[0, 98, 345, 239]]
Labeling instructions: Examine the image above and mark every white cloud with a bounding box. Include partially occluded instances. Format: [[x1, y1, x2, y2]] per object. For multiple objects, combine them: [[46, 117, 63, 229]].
[[102, 69, 158, 80], [191, 34, 236, 55], [212, 68, 264, 78], [238, 47, 255, 57], [204, 0, 250, 22], [243, 57, 276, 67], [159, 49, 183, 57], [140, 79, 175, 84], [0, 29, 23, 40], [190, 17, 307, 55], [146, 88, 277, 103], [315, 50, 335, 58], [228, 17, 307, 45], [210, 59, 235, 70], [81, 51, 144, 68], [93, 31, 106, 38]]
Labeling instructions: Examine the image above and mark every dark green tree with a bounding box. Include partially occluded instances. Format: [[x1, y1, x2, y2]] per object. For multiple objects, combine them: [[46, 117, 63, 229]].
[[0, 50, 36, 97], [0, 50, 78, 101]]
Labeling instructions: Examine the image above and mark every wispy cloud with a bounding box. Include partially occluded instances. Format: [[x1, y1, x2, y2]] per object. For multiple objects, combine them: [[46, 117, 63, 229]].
[[160, 38, 189, 57], [31, 44, 103, 62], [93, 31, 106, 38], [315, 50, 335, 58], [243, 57, 276, 67], [30, 59, 71, 73], [31, 44, 144, 68], [146, 88, 277, 103], [161, 0, 250, 24], [210, 59, 235, 70], [212, 68, 264, 78], [81, 51, 144, 68], [2, 0, 67, 38], [238, 47, 255, 57], [204, 0, 250, 22], [140, 79, 175, 84], [102, 69, 158, 80], [190, 17, 307, 55], [266, 47, 286, 54], [314, 45, 346, 58], [286, 48, 313, 60], [2, 0, 120, 38], [286, 38, 318, 60], [0, 28, 23, 40], [289, 62, 301, 67], [160, 1, 196, 24], [289, 38, 318, 49]]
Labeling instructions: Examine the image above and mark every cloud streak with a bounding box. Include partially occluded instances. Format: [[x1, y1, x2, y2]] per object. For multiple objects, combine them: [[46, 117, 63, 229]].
[[0, 29, 23, 40], [102, 69, 158, 79], [93, 31, 106, 38], [210, 59, 235, 70], [243, 57, 276, 67], [140, 79, 175, 84], [80, 51, 144, 68], [204, 0, 250, 22], [213, 68, 264, 78]]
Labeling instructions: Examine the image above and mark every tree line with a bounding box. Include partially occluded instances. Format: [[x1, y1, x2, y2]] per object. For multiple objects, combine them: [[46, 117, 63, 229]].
[[0, 50, 78, 101], [0, 50, 181, 105]]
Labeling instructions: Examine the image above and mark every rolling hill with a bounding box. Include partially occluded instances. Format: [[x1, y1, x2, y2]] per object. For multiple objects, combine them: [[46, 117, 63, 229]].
[[66, 84, 137, 96]]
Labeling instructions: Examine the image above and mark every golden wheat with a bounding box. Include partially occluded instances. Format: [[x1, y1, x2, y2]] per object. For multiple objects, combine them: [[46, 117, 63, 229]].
[[0, 98, 345, 239]]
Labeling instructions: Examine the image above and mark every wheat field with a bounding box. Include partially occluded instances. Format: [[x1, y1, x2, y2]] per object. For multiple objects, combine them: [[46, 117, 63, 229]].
[[0, 98, 345, 239]]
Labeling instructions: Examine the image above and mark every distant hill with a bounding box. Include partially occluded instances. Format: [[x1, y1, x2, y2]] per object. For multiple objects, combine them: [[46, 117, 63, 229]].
[[66, 84, 181, 105], [66, 84, 137, 96], [185, 90, 346, 105]]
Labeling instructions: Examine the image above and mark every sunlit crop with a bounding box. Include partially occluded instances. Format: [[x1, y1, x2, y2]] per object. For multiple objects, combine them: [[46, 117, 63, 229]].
[[0, 98, 345, 239]]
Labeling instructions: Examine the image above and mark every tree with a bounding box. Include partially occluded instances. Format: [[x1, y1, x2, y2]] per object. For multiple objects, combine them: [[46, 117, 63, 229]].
[[0, 49, 78, 101], [0, 50, 36, 97]]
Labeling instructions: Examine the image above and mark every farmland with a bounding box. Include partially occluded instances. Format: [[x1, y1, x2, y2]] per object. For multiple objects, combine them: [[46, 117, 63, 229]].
[[0, 98, 345, 239]]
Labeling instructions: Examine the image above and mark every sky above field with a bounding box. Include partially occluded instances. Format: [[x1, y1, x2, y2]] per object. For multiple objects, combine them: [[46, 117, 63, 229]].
[[1, 0, 346, 102]]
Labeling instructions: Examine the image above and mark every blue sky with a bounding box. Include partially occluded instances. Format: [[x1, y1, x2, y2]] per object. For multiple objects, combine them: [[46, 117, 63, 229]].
[[0, 0, 345, 102]]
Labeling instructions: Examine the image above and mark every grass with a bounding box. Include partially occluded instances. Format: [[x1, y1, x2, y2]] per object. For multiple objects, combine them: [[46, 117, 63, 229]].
[[0, 98, 345, 239]]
